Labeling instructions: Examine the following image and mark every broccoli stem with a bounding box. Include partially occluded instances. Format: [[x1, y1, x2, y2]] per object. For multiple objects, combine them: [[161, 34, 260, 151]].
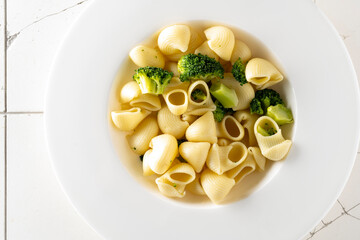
[[210, 83, 238, 108]]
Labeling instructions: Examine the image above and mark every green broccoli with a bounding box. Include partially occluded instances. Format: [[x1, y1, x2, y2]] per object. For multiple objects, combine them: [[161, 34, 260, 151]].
[[178, 53, 224, 82], [191, 89, 207, 102], [133, 67, 173, 95], [231, 57, 247, 85], [210, 83, 238, 108], [212, 100, 234, 122], [257, 122, 277, 136], [257, 125, 277, 136], [250, 89, 283, 115], [266, 104, 294, 125]]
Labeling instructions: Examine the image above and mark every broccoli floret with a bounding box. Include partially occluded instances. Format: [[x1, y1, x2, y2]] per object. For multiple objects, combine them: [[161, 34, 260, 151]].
[[266, 104, 294, 125], [178, 53, 224, 82], [249, 98, 263, 115], [212, 100, 234, 122], [250, 89, 283, 115], [133, 67, 173, 95], [231, 57, 247, 85], [191, 89, 207, 102], [210, 83, 238, 108], [257, 125, 277, 136]]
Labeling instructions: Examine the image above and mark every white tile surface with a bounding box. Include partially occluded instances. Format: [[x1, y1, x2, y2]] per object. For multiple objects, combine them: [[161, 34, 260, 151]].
[[2, 0, 360, 239], [6, 114, 102, 240], [0, 0, 5, 112], [0, 115, 5, 240], [6, 0, 90, 112]]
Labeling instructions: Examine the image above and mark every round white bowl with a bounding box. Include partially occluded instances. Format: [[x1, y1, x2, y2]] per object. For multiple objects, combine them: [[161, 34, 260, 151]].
[[45, 0, 360, 239]]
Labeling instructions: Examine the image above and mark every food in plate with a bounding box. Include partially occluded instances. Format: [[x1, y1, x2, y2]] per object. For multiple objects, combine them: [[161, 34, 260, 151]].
[[110, 23, 294, 204]]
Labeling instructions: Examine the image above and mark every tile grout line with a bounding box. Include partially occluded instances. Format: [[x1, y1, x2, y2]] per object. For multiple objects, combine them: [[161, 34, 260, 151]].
[[0, 112, 43, 115], [3, 115, 6, 240]]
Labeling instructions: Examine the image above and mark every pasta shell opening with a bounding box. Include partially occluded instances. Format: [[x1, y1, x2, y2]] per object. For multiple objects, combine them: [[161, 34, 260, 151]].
[[168, 90, 187, 106], [169, 173, 193, 183], [225, 117, 241, 138], [188, 81, 210, 105], [228, 143, 247, 163]]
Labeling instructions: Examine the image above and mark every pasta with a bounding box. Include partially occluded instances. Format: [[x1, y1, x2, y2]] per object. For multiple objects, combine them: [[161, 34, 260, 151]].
[[111, 23, 294, 204], [226, 151, 256, 184], [166, 28, 203, 61], [201, 168, 235, 204], [216, 115, 245, 141], [127, 116, 159, 155], [186, 80, 216, 115], [144, 134, 178, 174], [206, 142, 248, 175], [254, 116, 292, 161], [158, 25, 191, 55], [157, 107, 189, 139], [204, 26, 235, 61], [248, 147, 266, 171], [120, 81, 141, 103], [245, 58, 284, 89], [111, 108, 150, 131], [185, 111, 218, 144], [230, 39, 252, 65], [129, 93, 161, 111], [129, 45, 165, 68], [195, 41, 219, 61], [179, 142, 211, 173], [234, 110, 258, 146], [186, 174, 205, 195]]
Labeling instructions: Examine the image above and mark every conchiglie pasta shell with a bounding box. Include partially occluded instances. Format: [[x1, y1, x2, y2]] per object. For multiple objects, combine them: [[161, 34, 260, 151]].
[[155, 175, 186, 198], [146, 134, 178, 174], [221, 73, 254, 111], [216, 115, 245, 141], [204, 26, 235, 61], [179, 142, 211, 173], [143, 150, 155, 176], [195, 41, 219, 61], [248, 147, 266, 171], [186, 80, 216, 116], [206, 142, 248, 175], [187, 174, 205, 196], [111, 108, 150, 131], [129, 45, 165, 68], [245, 58, 283, 89], [126, 116, 159, 155], [254, 116, 292, 161], [185, 111, 217, 144], [201, 168, 235, 204], [158, 24, 191, 55], [230, 40, 252, 65], [130, 94, 161, 111], [226, 152, 256, 184], [166, 28, 203, 61], [157, 107, 189, 139], [163, 163, 196, 185], [163, 89, 188, 115], [120, 81, 141, 103], [234, 110, 258, 146]]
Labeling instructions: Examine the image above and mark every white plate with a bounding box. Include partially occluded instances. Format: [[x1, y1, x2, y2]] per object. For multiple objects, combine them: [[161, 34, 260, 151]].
[[45, 0, 360, 239]]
